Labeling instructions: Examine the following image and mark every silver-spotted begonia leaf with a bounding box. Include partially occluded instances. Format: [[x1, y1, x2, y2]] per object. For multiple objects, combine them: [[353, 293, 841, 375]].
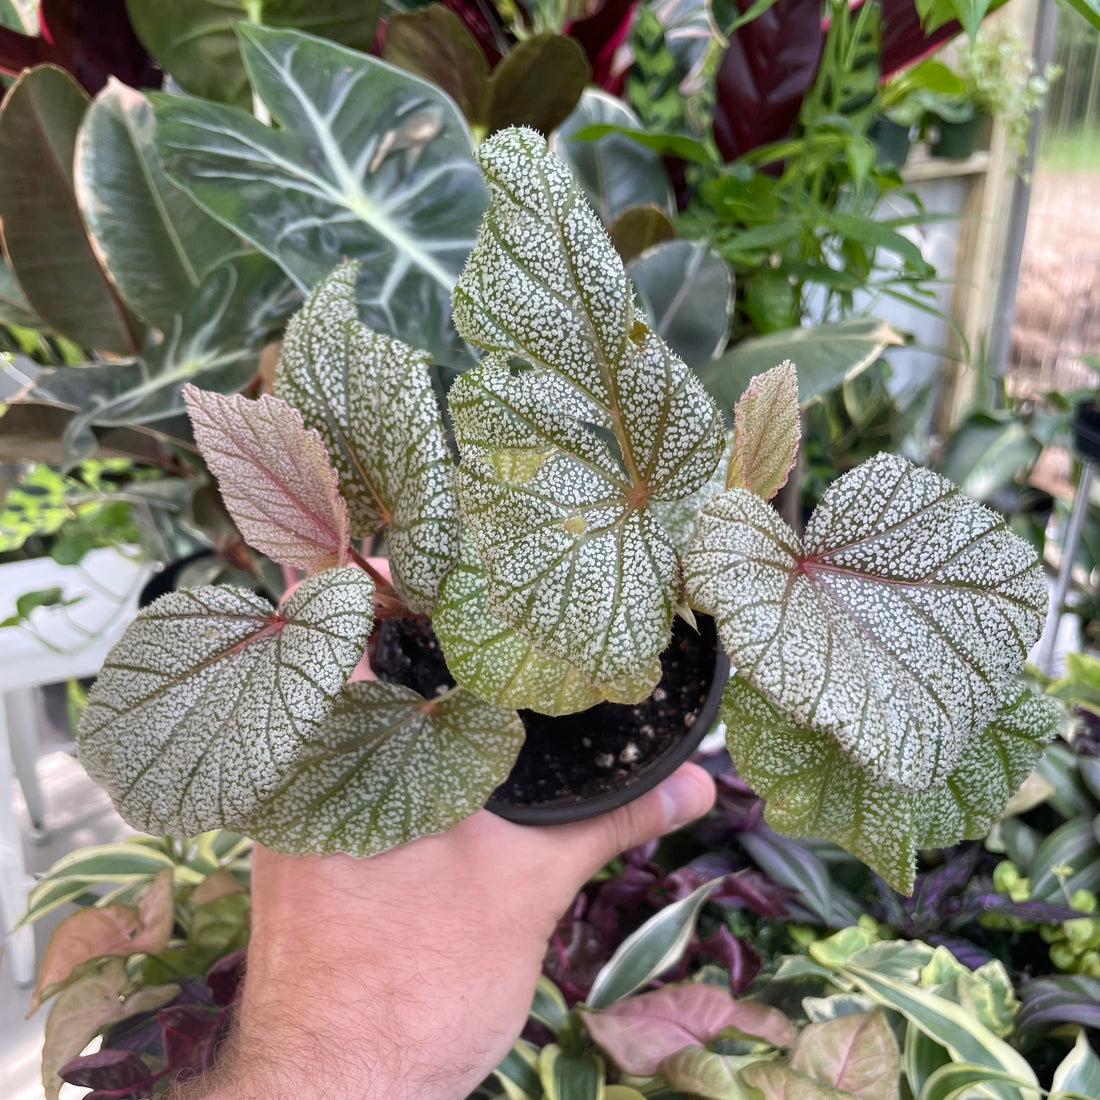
[[684, 453, 1046, 791], [449, 127, 725, 695], [726, 361, 801, 501], [77, 569, 374, 837], [721, 677, 1057, 893], [244, 680, 524, 856], [275, 262, 458, 613], [433, 533, 606, 713], [183, 385, 349, 573]]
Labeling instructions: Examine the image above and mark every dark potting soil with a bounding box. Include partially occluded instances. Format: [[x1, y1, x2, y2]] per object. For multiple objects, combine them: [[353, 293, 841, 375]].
[[373, 614, 725, 812]]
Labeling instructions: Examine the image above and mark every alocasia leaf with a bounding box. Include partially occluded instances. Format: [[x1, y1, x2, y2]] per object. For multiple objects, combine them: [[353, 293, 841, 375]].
[[183, 386, 350, 573], [720, 677, 1057, 892], [78, 568, 375, 837], [449, 127, 724, 694], [153, 25, 488, 364], [788, 1011, 900, 1099], [725, 360, 800, 500], [433, 533, 604, 713], [581, 984, 796, 1076], [684, 453, 1047, 790], [244, 681, 524, 856], [75, 80, 239, 330], [275, 262, 458, 612]]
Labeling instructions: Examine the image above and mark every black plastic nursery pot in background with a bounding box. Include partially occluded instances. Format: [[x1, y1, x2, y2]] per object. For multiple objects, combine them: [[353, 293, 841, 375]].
[[373, 615, 730, 826], [1073, 397, 1100, 464]]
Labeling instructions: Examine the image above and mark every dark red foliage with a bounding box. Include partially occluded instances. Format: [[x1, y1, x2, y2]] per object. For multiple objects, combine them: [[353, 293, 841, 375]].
[[874, 0, 962, 79], [712, 0, 825, 162], [58, 1049, 154, 1096], [0, 0, 159, 94], [564, 0, 637, 92], [441, 0, 509, 67]]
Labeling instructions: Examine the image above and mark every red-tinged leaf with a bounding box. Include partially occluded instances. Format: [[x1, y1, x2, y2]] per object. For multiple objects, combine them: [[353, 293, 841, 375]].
[[184, 385, 350, 573], [565, 0, 636, 92], [59, 1048, 153, 1092], [713, 0, 825, 162], [31, 869, 174, 1013], [700, 926, 762, 995], [159, 1004, 224, 1077], [789, 1010, 900, 1099], [580, 983, 796, 1075], [878, 0, 963, 78], [205, 947, 247, 1007], [726, 360, 801, 500]]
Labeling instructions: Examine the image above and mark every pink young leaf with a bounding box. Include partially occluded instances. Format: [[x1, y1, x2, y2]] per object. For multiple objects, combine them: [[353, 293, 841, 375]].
[[789, 1010, 900, 1099], [727, 360, 801, 500], [30, 869, 174, 1013], [580, 983, 796, 1075], [183, 385, 349, 572]]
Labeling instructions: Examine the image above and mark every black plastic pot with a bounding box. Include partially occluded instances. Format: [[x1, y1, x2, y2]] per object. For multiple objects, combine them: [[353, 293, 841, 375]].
[[929, 114, 992, 159], [1073, 399, 1100, 464], [870, 118, 911, 169], [373, 614, 730, 827]]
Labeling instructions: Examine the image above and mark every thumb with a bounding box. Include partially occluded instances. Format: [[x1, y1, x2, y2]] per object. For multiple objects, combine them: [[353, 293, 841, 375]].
[[541, 763, 716, 885]]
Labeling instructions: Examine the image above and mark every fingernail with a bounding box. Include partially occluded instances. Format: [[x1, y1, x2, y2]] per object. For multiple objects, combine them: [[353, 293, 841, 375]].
[[659, 769, 709, 831]]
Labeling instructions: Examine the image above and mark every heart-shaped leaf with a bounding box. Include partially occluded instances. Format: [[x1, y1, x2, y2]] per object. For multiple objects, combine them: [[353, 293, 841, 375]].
[[244, 680, 524, 856], [581, 984, 796, 1076], [433, 533, 605, 713], [153, 25, 488, 364], [725, 361, 800, 500], [789, 1011, 899, 1099], [738, 1062, 858, 1099], [685, 454, 1046, 790], [482, 34, 590, 136], [125, 0, 383, 107], [275, 262, 458, 612], [0, 65, 139, 352], [721, 678, 1057, 893], [659, 1047, 771, 1100], [184, 386, 349, 573], [552, 90, 675, 226], [450, 127, 724, 693], [627, 240, 734, 368], [75, 80, 239, 330], [78, 567, 375, 837]]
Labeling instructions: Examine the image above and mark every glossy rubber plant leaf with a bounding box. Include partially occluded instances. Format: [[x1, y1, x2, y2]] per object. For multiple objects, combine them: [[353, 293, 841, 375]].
[[125, 0, 382, 106], [450, 128, 725, 695], [552, 90, 674, 226], [627, 240, 734, 368], [685, 453, 1047, 791], [725, 360, 800, 500], [698, 316, 904, 415], [433, 533, 604, 714], [581, 984, 796, 1075], [789, 1010, 899, 1099], [0, 253, 39, 327], [275, 262, 458, 612], [0, 65, 140, 353], [183, 386, 350, 573], [75, 80, 239, 330], [720, 678, 1057, 893], [78, 567, 375, 837], [713, 0, 825, 162], [153, 25, 487, 364], [243, 681, 524, 856]]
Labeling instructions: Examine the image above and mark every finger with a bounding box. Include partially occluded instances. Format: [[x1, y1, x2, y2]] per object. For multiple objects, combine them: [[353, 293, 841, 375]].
[[535, 763, 716, 887]]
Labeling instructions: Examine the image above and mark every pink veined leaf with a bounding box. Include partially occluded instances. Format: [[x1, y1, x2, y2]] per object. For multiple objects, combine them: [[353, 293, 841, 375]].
[[184, 384, 350, 573], [727, 360, 801, 500], [580, 983, 796, 1075], [789, 1010, 900, 1099]]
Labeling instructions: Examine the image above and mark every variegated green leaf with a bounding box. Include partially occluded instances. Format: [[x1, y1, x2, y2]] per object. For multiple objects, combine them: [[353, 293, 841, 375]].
[[275, 262, 458, 612], [184, 385, 350, 573], [243, 681, 523, 856], [1051, 1030, 1100, 1100], [658, 1048, 766, 1100], [153, 25, 487, 364], [450, 127, 724, 693], [685, 454, 1046, 792], [721, 678, 1056, 892], [738, 1062, 859, 1099], [538, 1045, 605, 1100], [78, 569, 374, 837], [433, 533, 605, 713]]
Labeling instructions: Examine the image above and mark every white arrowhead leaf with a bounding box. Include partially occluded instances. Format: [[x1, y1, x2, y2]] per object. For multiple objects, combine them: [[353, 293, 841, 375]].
[[726, 360, 801, 500], [184, 384, 350, 573], [450, 127, 724, 688], [721, 677, 1057, 893], [684, 454, 1046, 790], [245, 680, 524, 856], [275, 262, 458, 612], [433, 534, 608, 714], [78, 568, 375, 837]]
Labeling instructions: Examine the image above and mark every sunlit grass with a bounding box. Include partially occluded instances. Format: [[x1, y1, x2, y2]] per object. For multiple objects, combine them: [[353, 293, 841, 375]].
[[1039, 125, 1100, 171]]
